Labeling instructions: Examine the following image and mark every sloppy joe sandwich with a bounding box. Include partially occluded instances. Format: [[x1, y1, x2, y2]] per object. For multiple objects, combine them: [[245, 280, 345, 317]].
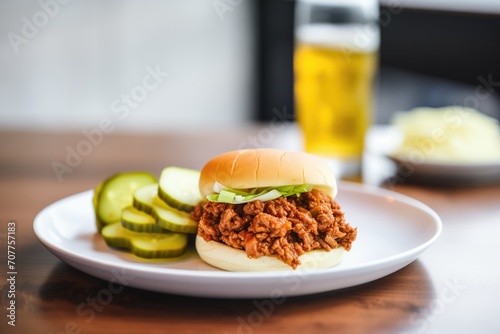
[[191, 148, 357, 271]]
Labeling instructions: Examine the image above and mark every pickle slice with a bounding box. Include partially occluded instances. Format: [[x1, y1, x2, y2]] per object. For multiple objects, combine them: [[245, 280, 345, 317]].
[[133, 184, 198, 234], [102, 222, 187, 259], [158, 167, 202, 212], [94, 172, 157, 232], [93, 182, 104, 211], [121, 206, 167, 234], [93, 181, 106, 231]]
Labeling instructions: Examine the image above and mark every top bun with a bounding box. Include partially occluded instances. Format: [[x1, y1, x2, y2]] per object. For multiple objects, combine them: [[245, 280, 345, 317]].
[[199, 148, 337, 198]]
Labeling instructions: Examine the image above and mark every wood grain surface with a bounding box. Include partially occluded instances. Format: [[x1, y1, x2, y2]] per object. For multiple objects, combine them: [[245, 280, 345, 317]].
[[1, 128, 499, 334]]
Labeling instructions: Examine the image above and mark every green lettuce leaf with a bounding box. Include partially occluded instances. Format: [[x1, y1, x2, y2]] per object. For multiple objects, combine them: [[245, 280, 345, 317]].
[[207, 184, 312, 204]]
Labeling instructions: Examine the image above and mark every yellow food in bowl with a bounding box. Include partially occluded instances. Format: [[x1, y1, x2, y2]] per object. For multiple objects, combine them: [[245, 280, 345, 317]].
[[391, 106, 500, 163]]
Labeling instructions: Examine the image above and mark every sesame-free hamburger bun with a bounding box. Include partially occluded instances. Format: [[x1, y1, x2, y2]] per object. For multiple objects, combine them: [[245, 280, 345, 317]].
[[196, 235, 346, 271], [198, 148, 338, 199]]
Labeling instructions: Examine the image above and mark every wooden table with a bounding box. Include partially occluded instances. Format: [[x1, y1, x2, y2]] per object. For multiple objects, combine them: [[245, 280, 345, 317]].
[[1, 127, 499, 334]]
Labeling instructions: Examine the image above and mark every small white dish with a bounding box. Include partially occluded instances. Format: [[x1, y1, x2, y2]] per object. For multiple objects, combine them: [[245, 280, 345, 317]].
[[387, 155, 500, 185], [366, 125, 500, 185], [34, 182, 441, 299]]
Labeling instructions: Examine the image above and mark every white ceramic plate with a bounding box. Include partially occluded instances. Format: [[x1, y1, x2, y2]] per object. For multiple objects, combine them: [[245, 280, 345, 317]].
[[34, 182, 441, 299]]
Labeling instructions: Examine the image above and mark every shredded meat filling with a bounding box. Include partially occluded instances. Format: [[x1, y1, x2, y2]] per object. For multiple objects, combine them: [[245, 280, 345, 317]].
[[192, 189, 357, 269]]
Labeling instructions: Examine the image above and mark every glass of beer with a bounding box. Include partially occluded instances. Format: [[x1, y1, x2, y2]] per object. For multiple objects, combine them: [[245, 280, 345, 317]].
[[294, 0, 379, 178]]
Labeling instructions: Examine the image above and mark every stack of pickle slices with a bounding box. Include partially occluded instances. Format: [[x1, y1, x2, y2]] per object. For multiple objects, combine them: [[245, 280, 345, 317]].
[[93, 167, 202, 259]]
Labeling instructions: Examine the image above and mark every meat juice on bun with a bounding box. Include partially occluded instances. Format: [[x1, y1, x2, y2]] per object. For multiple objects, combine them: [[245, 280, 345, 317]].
[[191, 148, 357, 271]]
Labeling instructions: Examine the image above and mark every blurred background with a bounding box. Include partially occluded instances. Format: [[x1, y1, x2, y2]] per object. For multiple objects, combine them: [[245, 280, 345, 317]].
[[1, 0, 499, 132]]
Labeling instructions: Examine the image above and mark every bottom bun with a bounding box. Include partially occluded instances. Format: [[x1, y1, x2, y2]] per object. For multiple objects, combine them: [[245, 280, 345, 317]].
[[195, 235, 345, 272]]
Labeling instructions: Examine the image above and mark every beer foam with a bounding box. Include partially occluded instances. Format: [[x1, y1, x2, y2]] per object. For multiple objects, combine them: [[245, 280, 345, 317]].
[[296, 24, 379, 52], [299, 0, 379, 17]]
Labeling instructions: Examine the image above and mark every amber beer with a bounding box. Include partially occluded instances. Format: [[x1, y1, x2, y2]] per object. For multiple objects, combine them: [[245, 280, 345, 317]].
[[294, 22, 378, 172]]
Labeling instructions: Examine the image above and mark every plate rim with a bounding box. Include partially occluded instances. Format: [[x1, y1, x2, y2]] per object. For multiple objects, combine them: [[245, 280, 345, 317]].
[[387, 154, 500, 170]]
